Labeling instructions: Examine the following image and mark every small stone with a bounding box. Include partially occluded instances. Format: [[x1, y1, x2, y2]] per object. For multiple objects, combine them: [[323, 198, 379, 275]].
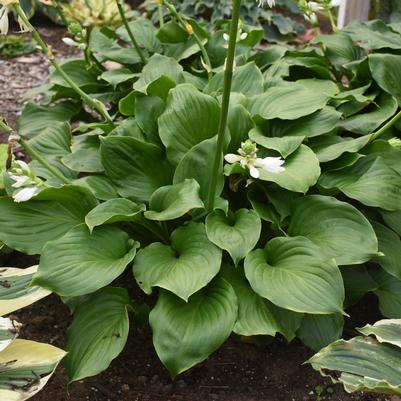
[[150, 374, 159, 384], [390, 397, 401, 401], [209, 394, 219, 400], [137, 375, 148, 385], [121, 384, 130, 392], [176, 380, 187, 389]]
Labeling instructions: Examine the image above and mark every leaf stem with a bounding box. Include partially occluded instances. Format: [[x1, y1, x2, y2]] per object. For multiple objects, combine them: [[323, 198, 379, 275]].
[[162, 0, 212, 73], [369, 109, 401, 142], [207, 0, 241, 211], [115, 0, 147, 64], [136, 217, 169, 244], [327, 8, 337, 33], [158, 2, 164, 27], [19, 139, 71, 184], [13, 4, 115, 128]]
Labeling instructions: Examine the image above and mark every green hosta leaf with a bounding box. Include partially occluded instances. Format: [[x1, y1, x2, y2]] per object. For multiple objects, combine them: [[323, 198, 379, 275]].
[[250, 80, 338, 120], [18, 101, 78, 138], [100, 68, 136, 87], [343, 20, 401, 51], [244, 236, 344, 314], [297, 314, 344, 351], [159, 84, 220, 164], [206, 209, 261, 265], [0, 266, 51, 316], [205, 62, 264, 96], [382, 211, 401, 237], [89, 28, 141, 65], [173, 138, 223, 207], [309, 336, 401, 395], [369, 53, 401, 103], [372, 222, 401, 281], [0, 317, 20, 352], [74, 175, 118, 201], [85, 199, 146, 232], [133, 54, 183, 99], [288, 195, 378, 265], [342, 266, 378, 308], [270, 304, 303, 342], [101, 136, 173, 202], [310, 134, 371, 163], [0, 339, 66, 401], [149, 278, 237, 377], [33, 225, 138, 297], [221, 266, 280, 337], [339, 93, 398, 135], [358, 319, 401, 348], [28, 122, 71, 158], [319, 155, 401, 211], [269, 107, 342, 138], [145, 179, 204, 221], [258, 145, 320, 193], [313, 33, 364, 68], [133, 222, 221, 301], [65, 288, 130, 383], [117, 18, 162, 53], [0, 185, 96, 254], [157, 21, 189, 43], [249, 127, 304, 158], [371, 268, 401, 319]]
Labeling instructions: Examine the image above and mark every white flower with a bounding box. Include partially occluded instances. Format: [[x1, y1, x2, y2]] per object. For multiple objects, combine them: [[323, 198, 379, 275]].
[[258, 0, 275, 7], [0, 6, 9, 35], [13, 186, 40, 202], [10, 174, 31, 188], [224, 140, 285, 179], [255, 157, 286, 174]]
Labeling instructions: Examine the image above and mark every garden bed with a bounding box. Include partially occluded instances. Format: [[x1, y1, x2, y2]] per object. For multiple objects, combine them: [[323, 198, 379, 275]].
[[1, 14, 400, 401]]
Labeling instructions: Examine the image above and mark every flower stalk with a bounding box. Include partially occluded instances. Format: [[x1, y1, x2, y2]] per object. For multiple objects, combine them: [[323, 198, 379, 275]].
[[161, 0, 212, 73], [115, 0, 147, 64], [207, 0, 241, 211], [13, 3, 115, 127]]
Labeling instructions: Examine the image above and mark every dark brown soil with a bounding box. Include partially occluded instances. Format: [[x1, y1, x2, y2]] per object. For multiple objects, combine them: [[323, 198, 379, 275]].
[[0, 21, 392, 401]]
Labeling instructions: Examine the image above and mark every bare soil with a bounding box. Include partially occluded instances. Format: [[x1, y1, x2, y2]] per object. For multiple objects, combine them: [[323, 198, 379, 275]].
[[0, 21, 392, 401]]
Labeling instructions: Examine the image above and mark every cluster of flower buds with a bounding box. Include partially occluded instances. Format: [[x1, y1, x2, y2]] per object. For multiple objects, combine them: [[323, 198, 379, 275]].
[[298, 0, 342, 25], [257, 0, 275, 8], [224, 140, 285, 179], [8, 160, 45, 202], [62, 22, 87, 49]]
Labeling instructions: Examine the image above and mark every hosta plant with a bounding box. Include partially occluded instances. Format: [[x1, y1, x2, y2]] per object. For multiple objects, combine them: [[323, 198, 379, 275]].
[[2, 0, 401, 397]]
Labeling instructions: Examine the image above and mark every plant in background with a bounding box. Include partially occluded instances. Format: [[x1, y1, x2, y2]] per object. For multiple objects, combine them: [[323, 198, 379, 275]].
[[0, 34, 35, 56], [144, 0, 306, 41], [3, 0, 401, 399]]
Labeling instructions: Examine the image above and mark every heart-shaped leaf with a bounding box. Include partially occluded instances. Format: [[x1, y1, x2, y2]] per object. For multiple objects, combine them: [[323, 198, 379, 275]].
[[288, 195, 378, 265], [158, 84, 220, 164], [33, 225, 139, 296], [297, 314, 344, 351], [65, 288, 131, 383], [149, 278, 237, 377], [85, 198, 146, 232], [0, 185, 97, 254], [133, 222, 221, 301], [221, 266, 280, 337], [244, 236, 344, 314], [101, 136, 173, 202], [206, 209, 261, 265], [258, 145, 321, 194], [145, 179, 204, 221]]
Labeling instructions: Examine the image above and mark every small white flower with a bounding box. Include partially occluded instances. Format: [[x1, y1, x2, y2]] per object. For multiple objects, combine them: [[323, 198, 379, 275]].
[[13, 186, 40, 202], [223, 33, 229, 42], [0, 6, 9, 35], [239, 32, 248, 41], [10, 174, 31, 188], [17, 15, 30, 33], [255, 157, 286, 174], [257, 0, 275, 8], [224, 140, 285, 179]]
